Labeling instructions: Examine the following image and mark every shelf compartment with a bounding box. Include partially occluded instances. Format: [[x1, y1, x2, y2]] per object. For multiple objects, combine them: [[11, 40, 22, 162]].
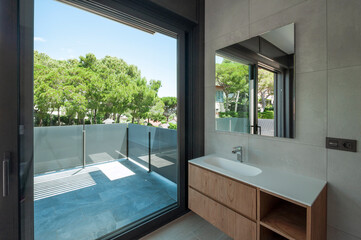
[[259, 190, 307, 240], [260, 225, 288, 240]]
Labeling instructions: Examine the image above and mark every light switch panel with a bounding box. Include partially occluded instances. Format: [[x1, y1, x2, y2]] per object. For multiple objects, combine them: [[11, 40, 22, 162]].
[[326, 137, 357, 152]]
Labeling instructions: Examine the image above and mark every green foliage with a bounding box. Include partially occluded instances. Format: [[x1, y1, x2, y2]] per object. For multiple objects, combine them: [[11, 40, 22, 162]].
[[265, 105, 274, 111], [161, 97, 177, 121], [238, 112, 249, 118], [258, 68, 274, 112], [33, 51, 168, 126], [215, 58, 249, 112], [258, 110, 274, 119], [219, 111, 238, 118], [149, 100, 165, 121], [168, 122, 177, 130], [127, 78, 161, 123], [219, 111, 249, 118]]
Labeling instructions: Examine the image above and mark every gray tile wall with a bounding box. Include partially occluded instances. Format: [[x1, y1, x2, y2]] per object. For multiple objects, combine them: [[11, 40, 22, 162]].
[[204, 0, 361, 239]]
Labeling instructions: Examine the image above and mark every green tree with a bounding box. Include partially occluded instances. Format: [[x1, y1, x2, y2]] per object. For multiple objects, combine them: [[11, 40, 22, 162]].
[[128, 79, 161, 123], [79, 53, 97, 69], [34, 51, 65, 126], [97, 56, 140, 123], [215, 59, 249, 112], [258, 68, 274, 112], [149, 99, 165, 122], [34, 64, 52, 126], [63, 66, 89, 124], [161, 97, 177, 122], [33, 51, 163, 126], [78, 54, 105, 124]]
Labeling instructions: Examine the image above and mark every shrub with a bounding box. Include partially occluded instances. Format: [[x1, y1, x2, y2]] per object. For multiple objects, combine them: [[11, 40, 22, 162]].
[[264, 105, 274, 111], [219, 111, 249, 118], [168, 122, 177, 129], [238, 111, 249, 118], [219, 111, 238, 118], [258, 110, 274, 119]]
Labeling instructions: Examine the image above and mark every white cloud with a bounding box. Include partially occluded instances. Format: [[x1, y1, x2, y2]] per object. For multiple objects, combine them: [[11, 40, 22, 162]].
[[34, 37, 46, 42]]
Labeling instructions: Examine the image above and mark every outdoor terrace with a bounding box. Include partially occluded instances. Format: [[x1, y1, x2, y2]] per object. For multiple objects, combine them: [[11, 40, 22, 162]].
[[34, 123, 177, 239]]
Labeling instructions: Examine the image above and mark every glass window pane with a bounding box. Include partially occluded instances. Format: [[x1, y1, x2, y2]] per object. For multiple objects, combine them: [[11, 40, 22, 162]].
[[257, 68, 275, 137]]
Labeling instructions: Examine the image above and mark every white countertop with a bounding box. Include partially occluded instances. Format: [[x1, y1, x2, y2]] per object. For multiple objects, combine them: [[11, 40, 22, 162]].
[[188, 154, 327, 206]]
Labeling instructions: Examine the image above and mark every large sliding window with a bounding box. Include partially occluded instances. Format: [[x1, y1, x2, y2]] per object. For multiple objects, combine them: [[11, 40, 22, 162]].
[[29, 1, 191, 239], [3, 0, 202, 239]]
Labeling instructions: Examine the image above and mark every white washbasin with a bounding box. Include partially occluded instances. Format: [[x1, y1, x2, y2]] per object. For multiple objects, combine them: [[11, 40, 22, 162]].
[[204, 156, 262, 177]]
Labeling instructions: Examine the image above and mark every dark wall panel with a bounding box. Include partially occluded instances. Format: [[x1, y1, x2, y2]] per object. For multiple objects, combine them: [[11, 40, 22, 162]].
[[0, 0, 20, 239], [149, 0, 198, 23]]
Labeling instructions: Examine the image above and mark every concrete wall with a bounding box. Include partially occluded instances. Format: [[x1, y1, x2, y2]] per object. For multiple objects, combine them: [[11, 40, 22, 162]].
[[204, 0, 361, 239]]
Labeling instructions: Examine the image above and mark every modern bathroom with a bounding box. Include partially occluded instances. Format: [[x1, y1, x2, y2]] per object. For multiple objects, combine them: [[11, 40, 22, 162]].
[[0, 0, 360, 240]]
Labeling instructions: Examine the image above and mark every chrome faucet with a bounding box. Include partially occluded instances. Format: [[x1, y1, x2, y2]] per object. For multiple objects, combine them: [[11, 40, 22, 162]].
[[232, 146, 243, 162]]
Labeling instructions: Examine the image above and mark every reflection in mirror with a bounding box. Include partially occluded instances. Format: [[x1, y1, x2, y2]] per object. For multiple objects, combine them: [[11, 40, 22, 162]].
[[215, 23, 295, 138], [215, 57, 250, 133]]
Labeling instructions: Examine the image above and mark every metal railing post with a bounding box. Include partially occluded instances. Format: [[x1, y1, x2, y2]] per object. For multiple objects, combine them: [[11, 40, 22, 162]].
[[148, 131, 151, 173], [126, 126, 129, 159], [82, 125, 86, 168]]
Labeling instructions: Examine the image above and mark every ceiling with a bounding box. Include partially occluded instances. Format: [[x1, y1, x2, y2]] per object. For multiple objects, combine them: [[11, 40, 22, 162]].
[[261, 23, 294, 54]]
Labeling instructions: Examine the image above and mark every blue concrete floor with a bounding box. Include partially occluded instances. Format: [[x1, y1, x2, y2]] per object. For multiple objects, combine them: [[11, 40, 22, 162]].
[[34, 159, 177, 240]]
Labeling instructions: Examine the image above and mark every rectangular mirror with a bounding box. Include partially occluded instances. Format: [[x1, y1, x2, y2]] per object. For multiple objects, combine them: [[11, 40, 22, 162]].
[[215, 23, 295, 138]]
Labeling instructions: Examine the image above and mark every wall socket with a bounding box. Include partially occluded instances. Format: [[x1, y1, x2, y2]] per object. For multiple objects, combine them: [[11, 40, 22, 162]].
[[326, 137, 357, 152]]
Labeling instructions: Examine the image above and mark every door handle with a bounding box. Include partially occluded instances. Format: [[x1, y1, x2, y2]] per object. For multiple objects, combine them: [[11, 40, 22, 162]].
[[3, 152, 10, 197]]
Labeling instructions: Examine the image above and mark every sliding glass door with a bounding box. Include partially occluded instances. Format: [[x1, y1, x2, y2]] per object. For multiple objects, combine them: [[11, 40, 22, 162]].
[[2, 0, 202, 239], [33, 1, 178, 239]]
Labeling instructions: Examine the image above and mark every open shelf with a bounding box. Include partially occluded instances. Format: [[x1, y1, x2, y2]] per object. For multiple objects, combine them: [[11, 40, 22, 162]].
[[259, 190, 307, 240], [260, 225, 288, 240]]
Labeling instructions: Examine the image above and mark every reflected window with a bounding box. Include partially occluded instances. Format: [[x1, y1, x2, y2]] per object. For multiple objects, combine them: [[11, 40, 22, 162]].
[[215, 23, 295, 138], [215, 56, 250, 133]]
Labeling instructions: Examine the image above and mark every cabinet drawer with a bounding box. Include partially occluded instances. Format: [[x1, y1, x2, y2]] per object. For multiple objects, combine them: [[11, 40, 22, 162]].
[[189, 187, 257, 240], [189, 164, 257, 220]]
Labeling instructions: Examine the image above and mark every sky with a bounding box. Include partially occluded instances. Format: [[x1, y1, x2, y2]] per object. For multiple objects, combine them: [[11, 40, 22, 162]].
[[215, 55, 224, 64], [34, 0, 177, 97]]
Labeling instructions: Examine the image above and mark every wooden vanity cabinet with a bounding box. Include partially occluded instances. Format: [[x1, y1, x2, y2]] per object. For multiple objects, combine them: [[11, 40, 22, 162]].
[[188, 163, 327, 240], [189, 164, 257, 220], [189, 188, 257, 240]]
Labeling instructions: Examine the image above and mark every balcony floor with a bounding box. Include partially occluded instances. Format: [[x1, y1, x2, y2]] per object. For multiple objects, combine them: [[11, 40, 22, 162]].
[[34, 159, 177, 240]]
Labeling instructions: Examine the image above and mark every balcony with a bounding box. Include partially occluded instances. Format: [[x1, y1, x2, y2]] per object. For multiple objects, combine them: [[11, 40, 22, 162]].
[[34, 123, 177, 239]]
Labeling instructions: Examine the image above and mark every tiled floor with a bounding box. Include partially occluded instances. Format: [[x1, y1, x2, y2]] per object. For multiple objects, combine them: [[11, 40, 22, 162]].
[[34, 159, 177, 240], [141, 212, 232, 240]]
